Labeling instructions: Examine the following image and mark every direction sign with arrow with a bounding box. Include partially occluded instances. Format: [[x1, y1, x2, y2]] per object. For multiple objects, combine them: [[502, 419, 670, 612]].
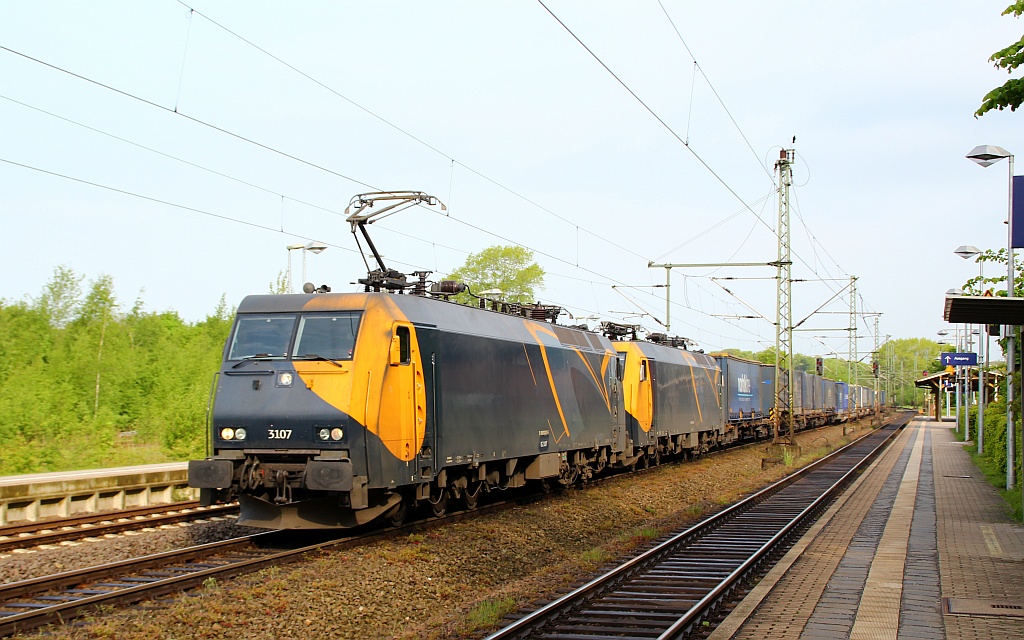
[[941, 352, 978, 366]]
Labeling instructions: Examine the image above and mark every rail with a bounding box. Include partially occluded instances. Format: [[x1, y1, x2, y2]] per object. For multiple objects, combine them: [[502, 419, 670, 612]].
[[485, 411, 912, 639]]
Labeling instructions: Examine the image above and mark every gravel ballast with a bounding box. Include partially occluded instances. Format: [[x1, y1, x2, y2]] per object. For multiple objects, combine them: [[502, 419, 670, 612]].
[[7, 418, 887, 639]]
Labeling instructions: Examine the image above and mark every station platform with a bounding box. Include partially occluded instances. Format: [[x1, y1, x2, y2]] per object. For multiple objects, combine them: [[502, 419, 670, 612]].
[[710, 416, 1024, 639]]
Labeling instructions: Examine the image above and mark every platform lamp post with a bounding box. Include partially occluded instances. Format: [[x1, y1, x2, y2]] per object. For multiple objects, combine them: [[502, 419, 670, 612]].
[[286, 242, 328, 294], [943, 293, 967, 434], [937, 330, 949, 418], [956, 245, 986, 453], [954, 246, 981, 439], [966, 144, 1015, 489]]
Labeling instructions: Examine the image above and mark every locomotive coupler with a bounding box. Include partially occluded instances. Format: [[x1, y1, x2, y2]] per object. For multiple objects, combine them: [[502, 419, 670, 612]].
[[273, 469, 293, 503]]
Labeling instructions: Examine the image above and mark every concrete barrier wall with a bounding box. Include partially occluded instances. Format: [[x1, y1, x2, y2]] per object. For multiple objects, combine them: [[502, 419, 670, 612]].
[[0, 463, 197, 525]]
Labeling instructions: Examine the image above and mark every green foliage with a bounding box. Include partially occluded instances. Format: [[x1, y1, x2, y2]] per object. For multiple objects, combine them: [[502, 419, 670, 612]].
[[965, 377, 1024, 521], [445, 245, 545, 304], [960, 248, 1024, 297], [0, 266, 231, 475], [977, 2, 1024, 116], [269, 269, 289, 294]]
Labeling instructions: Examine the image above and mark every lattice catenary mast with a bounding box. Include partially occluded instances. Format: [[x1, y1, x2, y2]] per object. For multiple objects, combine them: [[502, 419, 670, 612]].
[[773, 149, 795, 443]]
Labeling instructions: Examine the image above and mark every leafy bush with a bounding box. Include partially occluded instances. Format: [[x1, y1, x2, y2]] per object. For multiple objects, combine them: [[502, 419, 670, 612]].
[[0, 268, 231, 475]]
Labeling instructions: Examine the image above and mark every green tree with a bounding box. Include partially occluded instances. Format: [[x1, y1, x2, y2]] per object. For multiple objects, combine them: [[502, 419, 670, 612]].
[[445, 245, 545, 304], [35, 265, 83, 328], [0, 273, 233, 475], [977, 1, 1024, 116], [269, 269, 288, 294]]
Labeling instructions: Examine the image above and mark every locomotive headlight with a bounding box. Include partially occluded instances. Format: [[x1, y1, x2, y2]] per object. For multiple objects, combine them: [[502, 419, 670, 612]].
[[234, 428, 247, 441], [318, 428, 331, 441], [277, 372, 294, 387], [331, 428, 344, 441], [220, 427, 235, 440]]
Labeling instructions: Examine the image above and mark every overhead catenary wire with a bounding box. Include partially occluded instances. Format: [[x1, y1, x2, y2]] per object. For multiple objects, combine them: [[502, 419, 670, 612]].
[[173, 0, 651, 265], [177, 0, 852, 315], [0, 94, 346, 219], [537, 0, 777, 240], [0, 91, 765, 348], [0, 44, 377, 192], [0, 16, 873, 348], [655, 0, 774, 183], [536, 2, 862, 314], [0, 156, 390, 263]]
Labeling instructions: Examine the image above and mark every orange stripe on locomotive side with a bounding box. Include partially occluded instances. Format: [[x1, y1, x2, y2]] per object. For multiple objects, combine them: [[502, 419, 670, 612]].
[[571, 347, 611, 411], [522, 342, 538, 385], [523, 322, 571, 439]]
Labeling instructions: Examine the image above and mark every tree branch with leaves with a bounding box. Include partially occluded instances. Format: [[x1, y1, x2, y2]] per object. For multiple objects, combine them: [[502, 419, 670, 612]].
[[977, 1, 1024, 116]]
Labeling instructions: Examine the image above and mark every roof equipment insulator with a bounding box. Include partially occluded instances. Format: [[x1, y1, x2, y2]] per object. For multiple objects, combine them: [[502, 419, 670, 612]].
[[599, 321, 640, 341], [431, 280, 467, 295], [647, 333, 693, 349], [521, 303, 561, 323]]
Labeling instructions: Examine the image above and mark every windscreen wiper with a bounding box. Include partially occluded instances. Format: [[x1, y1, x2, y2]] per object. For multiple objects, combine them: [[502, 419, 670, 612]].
[[295, 353, 345, 368], [231, 354, 277, 369]]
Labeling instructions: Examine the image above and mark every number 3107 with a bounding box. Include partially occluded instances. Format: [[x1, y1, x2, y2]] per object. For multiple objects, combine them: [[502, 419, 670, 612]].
[[268, 429, 292, 439]]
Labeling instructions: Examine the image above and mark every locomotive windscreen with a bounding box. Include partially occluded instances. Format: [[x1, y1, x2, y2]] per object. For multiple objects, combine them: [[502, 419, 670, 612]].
[[226, 312, 363, 361], [227, 315, 296, 359], [293, 312, 362, 361]]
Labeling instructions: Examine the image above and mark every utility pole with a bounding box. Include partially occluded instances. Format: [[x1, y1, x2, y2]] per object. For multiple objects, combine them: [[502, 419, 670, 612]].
[[849, 276, 858, 406], [873, 316, 881, 425], [773, 149, 795, 443]]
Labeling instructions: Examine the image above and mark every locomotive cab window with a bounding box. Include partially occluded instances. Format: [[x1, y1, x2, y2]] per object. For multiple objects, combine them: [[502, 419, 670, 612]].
[[227, 315, 296, 360], [616, 353, 626, 381], [639, 359, 648, 382], [294, 312, 361, 361], [389, 325, 412, 365]]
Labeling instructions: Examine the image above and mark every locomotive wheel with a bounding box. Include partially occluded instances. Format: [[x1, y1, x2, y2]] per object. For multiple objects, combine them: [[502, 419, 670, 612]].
[[385, 499, 407, 528], [428, 487, 448, 517], [464, 482, 482, 510]]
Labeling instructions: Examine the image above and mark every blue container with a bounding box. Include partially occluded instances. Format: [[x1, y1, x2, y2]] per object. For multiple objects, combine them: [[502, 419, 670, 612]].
[[759, 363, 776, 417], [714, 355, 763, 420], [835, 381, 849, 413]]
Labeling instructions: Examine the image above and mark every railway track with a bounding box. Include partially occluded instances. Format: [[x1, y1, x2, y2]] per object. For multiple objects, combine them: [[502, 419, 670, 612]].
[[0, 418, 886, 637], [485, 411, 912, 640], [0, 502, 239, 554], [0, 494, 523, 637], [0, 418, 850, 558]]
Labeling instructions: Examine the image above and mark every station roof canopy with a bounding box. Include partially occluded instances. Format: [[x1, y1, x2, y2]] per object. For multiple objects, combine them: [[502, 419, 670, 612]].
[[915, 368, 1001, 392], [943, 294, 1024, 325]]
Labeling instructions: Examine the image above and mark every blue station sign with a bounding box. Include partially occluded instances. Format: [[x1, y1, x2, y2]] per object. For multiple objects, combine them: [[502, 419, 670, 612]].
[[941, 352, 978, 366]]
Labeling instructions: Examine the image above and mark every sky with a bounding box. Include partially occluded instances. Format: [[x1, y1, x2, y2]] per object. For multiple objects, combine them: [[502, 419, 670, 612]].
[[0, 1, 1020, 362]]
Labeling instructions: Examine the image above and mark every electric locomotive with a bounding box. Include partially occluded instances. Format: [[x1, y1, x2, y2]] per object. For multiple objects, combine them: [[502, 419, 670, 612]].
[[188, 191, 884, 529], [189, 192, 632, 528], [603, 324, 725, 460]]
